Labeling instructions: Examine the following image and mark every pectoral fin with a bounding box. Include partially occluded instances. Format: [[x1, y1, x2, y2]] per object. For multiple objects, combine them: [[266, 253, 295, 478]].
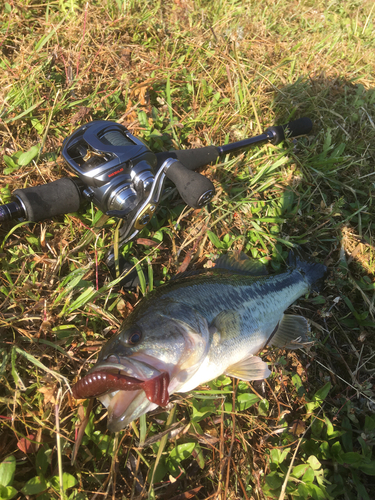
[[267, 314, 311, 350], [226, 355, 271, 381], [209, 310, 241, 342]]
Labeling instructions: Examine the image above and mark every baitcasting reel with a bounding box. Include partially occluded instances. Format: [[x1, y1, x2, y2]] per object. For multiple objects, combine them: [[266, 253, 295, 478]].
[[0, 117, 313, 261]]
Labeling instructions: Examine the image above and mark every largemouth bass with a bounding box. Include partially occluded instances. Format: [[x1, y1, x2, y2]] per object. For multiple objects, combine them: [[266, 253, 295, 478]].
[[72, 252, 326, 432]]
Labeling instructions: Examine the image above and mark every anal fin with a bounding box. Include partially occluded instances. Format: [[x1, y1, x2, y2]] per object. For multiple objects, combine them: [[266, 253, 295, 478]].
[[226, 355, 271, 381], [268, 314, 311, 350]]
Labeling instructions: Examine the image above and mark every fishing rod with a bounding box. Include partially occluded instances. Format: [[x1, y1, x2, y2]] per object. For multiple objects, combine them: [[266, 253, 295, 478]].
[[0, 117, 312, 261]]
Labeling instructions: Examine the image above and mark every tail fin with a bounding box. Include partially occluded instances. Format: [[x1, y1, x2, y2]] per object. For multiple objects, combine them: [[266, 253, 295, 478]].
[[287, 251, 327, 292]]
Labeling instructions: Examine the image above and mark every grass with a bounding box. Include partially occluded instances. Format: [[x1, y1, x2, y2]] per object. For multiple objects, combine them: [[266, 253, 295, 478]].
[[1, 0, 375, 498]]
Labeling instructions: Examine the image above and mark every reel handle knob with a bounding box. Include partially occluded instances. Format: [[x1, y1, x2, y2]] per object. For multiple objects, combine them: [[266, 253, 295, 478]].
[[164, 159, 215, 209]]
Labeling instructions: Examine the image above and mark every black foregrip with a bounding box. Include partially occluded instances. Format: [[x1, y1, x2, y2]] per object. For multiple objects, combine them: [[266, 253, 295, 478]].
[[165, 160, 215, 209], [155, 146, 219, 171], [266, 117, 313, 145], [13, 178, 81, 222]]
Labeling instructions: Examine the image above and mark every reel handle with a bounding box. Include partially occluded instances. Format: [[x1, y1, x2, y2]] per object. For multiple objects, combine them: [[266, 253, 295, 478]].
[[164, 159, 215, 209]]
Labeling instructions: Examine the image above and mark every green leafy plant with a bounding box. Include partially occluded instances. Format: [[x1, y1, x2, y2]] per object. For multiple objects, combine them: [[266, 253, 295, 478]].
[[0, 456, 17, 500], [3, 145, 40, 174]]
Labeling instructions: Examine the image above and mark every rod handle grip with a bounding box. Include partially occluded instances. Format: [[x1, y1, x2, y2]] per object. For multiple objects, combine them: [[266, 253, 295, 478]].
[[13, 178, 81, 221], [266, 117, 313, 145]]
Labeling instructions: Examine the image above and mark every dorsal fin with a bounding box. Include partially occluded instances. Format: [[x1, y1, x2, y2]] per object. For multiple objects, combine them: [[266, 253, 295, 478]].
[[171, 268, 208, 280], [215, 251, 268, 276], [170, 251, 267, 281]]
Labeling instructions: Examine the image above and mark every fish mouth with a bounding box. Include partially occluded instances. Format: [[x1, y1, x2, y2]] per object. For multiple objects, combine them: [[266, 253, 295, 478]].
[[72, 355, 171, 432], [100, 388, 157, 432]]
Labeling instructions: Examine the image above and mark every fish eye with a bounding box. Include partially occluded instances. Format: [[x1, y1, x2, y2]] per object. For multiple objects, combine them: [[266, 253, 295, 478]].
[[128, 331, 142, 345]]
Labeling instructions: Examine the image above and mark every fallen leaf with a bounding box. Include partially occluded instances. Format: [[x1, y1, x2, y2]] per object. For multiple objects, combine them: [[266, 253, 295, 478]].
[[70, 106, 91, 125], [289, 419, 306, 436], [136, 238, 165, 248], [17, 434, 38, 454], [169, 486, 203, 500], [38, 385, 57, 405], [177, 251, 192, 274], [117, 299, 134, 318]]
